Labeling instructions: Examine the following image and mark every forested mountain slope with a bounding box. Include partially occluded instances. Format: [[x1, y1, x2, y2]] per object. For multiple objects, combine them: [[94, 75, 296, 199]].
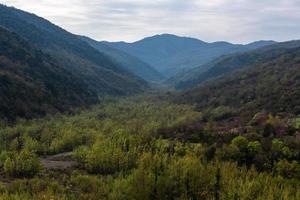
[[105, 34, 275, 77], [80, 36, 164, 82], [175, 46, 300, 116], [170, 40, 300, 90], [0, 27, 97, 121], [0, 4, 147, 95]]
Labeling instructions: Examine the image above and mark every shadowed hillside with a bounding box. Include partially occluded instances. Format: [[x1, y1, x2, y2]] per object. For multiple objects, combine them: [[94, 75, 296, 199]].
[[0, 27, 97, 121], [175, 46, 300, 116], [0, 4, 148, 95]]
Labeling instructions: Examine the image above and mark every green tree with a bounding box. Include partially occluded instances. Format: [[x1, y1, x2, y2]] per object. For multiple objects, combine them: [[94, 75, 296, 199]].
[[247, 141, 262, 156]]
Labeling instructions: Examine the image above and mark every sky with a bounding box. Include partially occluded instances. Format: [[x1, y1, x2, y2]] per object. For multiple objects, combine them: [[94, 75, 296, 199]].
[[1, 0, 300, 43]]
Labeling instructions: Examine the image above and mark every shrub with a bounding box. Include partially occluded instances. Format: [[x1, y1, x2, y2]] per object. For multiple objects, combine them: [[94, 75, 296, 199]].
[[274, 160, 300, 179], [3, 150, 42, 177]]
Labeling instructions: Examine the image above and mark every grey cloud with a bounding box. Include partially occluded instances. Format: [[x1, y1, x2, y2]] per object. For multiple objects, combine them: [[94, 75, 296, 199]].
[[1, 0, 299, 43]]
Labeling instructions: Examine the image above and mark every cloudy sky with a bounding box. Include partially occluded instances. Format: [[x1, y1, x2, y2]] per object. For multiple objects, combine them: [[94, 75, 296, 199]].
[[1, 0, 300, 43]]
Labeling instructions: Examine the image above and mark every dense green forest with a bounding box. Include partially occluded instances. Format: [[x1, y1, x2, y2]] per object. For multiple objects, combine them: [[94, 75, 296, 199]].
[[174, 47, 300, 118], [0, 96, 298, 199]]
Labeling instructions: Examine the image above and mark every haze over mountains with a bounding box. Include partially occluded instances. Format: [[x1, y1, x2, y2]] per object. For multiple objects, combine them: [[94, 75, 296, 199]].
[[80, 36, 164, 82], [104, 34, 275, 77]]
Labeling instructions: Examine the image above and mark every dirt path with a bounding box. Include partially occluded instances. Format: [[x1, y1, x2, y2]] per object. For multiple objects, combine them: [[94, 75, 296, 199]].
[[40, 152, 77, 170]]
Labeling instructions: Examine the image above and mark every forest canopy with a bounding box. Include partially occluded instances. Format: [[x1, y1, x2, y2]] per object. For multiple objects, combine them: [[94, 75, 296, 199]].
[[0, 96, 298, 200]]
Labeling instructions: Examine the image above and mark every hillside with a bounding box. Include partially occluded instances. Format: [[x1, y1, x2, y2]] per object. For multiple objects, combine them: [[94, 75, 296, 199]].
[[0, 27, 98, 121], [169, 40, 300, 90], [104, 34, 275, 77], [175, 46, 300, 117], [0, 4, 147, 95], [80, 36, 164, 82]]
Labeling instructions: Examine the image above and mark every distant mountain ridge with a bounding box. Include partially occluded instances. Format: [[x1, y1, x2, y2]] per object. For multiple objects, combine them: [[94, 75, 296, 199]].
[[104, 34, 275, 77], [80, 36, 164, 82], [168, 40, 300, 90]]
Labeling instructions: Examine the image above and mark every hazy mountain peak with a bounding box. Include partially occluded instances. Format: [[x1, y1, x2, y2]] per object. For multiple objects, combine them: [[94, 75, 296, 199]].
[[246, 40, 277, 49], [133, 33, 206, 45]]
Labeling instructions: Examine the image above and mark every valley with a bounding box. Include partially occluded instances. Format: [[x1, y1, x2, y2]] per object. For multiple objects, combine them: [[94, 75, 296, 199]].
[[0, 96, 299, 199], [0, 3, 299, 200]]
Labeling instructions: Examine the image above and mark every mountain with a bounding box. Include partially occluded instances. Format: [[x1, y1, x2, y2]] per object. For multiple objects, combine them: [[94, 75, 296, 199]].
[[0, 27, 98, 121], [169, 40, 300, 90], [80, 36, 164, 82], [174, 44, 300, 117], [0, 4, 147, 95], [104, 34, 275, 77]]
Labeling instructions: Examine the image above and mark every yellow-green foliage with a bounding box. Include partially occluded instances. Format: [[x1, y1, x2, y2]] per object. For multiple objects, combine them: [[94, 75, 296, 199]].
[[0, 97, 298, 199], [3, 149, 42, 177]]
